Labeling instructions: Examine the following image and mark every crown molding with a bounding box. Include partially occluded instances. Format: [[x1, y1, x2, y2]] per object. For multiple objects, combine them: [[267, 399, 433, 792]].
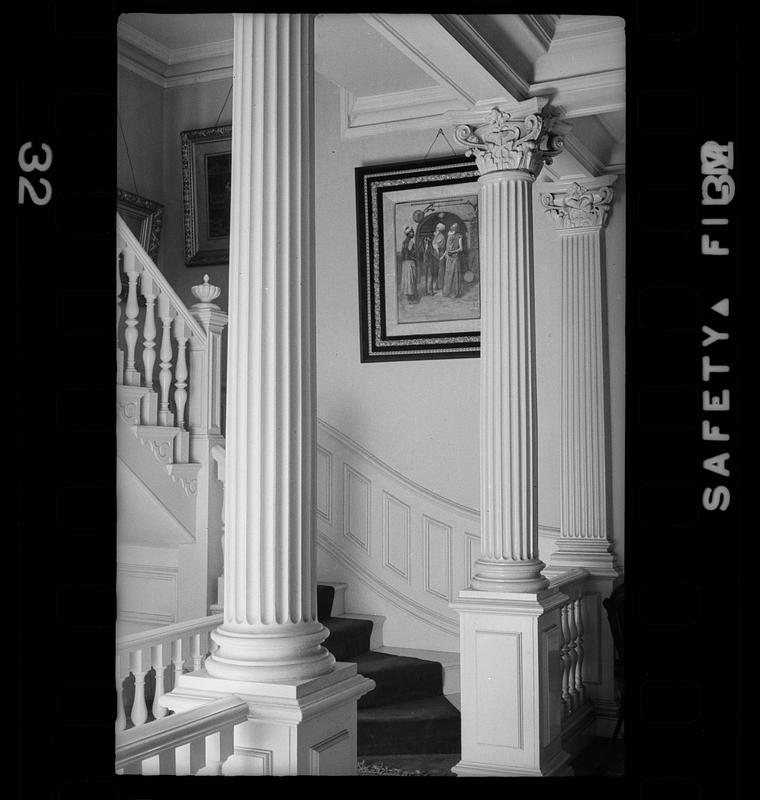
[[117, 22, 233, 88]]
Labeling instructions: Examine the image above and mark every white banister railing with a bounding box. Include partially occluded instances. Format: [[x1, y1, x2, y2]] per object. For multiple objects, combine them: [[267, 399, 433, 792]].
[[116, 614, 223, 732], [115, 696, 248, 775], [548, 568, 590, 724], [117, 214, 228, 436]]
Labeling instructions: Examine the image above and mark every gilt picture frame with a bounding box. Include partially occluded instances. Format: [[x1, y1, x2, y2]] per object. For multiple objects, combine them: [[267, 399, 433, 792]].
[[116, 188, 164, 262], [180, 125, 232, 267], [355, 156, 481, 363]]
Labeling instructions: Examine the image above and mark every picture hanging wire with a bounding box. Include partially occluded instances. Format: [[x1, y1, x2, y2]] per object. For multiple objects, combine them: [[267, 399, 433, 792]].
[[423, 128, 458, 160], [214, 82, 233, 127], [117, 109, 139, 195]]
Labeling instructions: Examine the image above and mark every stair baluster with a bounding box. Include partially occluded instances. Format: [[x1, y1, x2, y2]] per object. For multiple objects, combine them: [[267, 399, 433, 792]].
[[116, 244, 124, 385], [173, 317, 189, 430], [191, 633, 204, 671], [559, 603, 571, 719], [172, 637, 185, 681], [141, 273, 158, 390], [574, 597, 586, 705], [157, 293, 176, 427], [116, 656, 127, 732], [566, 599, 579, 714], [122, 245, 144, 387], [129, 650, 149, 727], [151, 644, 167, 720]]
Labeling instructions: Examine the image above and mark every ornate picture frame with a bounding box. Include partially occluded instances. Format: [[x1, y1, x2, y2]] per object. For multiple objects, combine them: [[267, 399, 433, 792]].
[[116, 188, 164, 262], [180, 125, 232, 267], [355, 156, 481, 363]]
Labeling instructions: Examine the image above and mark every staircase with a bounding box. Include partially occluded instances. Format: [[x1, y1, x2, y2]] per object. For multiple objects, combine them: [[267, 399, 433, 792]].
[[317, 584, 460, 757]]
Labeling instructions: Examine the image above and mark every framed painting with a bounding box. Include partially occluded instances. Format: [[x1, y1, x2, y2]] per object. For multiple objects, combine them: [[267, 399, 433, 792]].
[[180, 125, 232, 267], [356, 156, 481, 362], [116, 188, 163, 262]]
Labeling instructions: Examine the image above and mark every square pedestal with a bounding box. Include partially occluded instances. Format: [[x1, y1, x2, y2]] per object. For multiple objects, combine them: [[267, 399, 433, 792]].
[[160, 661, 375, 776], [451, 588, 573, 777]]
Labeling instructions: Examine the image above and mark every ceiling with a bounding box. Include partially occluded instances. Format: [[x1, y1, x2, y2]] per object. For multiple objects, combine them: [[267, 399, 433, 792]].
[[117, 12, 625, 178]]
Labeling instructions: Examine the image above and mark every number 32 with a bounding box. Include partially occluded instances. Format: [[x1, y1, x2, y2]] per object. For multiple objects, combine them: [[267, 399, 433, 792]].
[[18, 142, 53, 205]]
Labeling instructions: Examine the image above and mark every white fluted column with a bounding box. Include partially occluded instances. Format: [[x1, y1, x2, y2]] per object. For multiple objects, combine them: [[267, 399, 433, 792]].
[[538, 177, 620, 578], [161, 18, 374, 775], [450, 101, 573, 777], [538, 177, 622, 736], [204, 13, 333, 683], [455, 103, 564, 593]]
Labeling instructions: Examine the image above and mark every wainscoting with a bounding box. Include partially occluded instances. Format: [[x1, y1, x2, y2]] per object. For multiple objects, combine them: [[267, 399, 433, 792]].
[[315, 419, 561, 652]]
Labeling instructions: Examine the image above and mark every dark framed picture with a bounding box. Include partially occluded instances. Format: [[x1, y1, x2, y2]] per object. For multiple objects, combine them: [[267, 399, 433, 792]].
[[180, 125, 232, 267], [356, 156, 481, 362], [116, 188, 164, 262]]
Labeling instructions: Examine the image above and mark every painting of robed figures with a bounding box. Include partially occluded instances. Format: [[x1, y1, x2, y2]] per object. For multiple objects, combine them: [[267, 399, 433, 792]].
[[355, 156, 481, 362]]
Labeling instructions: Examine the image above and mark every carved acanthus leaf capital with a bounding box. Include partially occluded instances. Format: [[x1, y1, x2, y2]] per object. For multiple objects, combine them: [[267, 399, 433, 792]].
[[540, 181, 615, 229], [454, 106, 565, 177]]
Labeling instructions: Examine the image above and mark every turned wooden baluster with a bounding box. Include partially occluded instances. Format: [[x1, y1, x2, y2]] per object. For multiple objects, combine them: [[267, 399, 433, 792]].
[[171, 637, 185, 681], [157, 293, 176, 426], [173, 317, 189, 430], [122, 245, 143, 387], [151, 643, 167, 720], [141, 273, 158, 390], [559, 603, 571, 718], [116, 244, 124, 385], [191, 633, 204, 671], [129, 649, 149, 727], [566, 597, 579, 714], [115, 656, 127, 732], [574, 597, 586, 705]]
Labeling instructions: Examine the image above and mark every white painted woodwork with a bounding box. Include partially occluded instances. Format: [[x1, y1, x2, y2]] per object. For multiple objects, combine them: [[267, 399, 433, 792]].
[[115, 696, 248, 775], [116, 657, 127, 732], [189, 300, 228, 437], [141, 273, 158, 389], [453, 100, 565, 593], [122, 245, 143, 387], [129, 649, 148, 727], [204, 13, 334, 683], [451, 589, 571, 777], [537, 176, 621, 579], [151, 643, 167, 719], [162, 661, 373, 776], [173, 317, 189, 429], [157, 292, 176, 427]]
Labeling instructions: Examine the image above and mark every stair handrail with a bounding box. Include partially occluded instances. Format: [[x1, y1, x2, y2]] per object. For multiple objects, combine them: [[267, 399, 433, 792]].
[[116, 612, 223, 657], [117, 214, 206, 344], [116, 695, 247, 774], [116, 613, 223, 732]]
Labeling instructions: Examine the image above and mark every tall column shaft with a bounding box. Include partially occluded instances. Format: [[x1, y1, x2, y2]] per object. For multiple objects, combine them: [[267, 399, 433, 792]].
[[454, 103, 564, 592], [539, 177, 620, 576], [475, 172, 546, 591], [206, 13, 334, 682]]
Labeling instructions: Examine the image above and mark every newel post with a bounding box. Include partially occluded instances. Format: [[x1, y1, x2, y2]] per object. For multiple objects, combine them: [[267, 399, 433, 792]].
[[188, 275, 228, 438]]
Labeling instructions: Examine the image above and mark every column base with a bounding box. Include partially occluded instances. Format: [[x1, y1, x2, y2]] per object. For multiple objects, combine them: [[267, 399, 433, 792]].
[[160, 661, 375, 776], [548, 539, 621, 579], [470, 558, 549, 593], [205, 620, 335, 682], [451, 588, 570, 777]]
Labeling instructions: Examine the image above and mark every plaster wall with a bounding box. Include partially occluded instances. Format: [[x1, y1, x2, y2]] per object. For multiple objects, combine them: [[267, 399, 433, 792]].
[[314, 73, 626, 564]]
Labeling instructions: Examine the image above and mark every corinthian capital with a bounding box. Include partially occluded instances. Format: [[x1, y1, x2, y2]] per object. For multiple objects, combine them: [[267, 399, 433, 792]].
[[453, 105, 565, 177], [538, 176, 617, 229]]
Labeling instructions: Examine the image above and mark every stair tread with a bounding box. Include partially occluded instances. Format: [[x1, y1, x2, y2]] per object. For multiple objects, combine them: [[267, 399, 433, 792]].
[[358, 694, 460, 722]]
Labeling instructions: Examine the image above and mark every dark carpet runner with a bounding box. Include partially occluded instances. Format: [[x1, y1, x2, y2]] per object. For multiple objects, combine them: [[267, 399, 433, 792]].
[[318, 584, 461, 756]]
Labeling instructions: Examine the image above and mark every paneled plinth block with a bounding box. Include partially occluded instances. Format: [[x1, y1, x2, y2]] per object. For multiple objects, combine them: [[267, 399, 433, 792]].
[[160, 661, 375, 776], [450, 589, 573, 777]]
